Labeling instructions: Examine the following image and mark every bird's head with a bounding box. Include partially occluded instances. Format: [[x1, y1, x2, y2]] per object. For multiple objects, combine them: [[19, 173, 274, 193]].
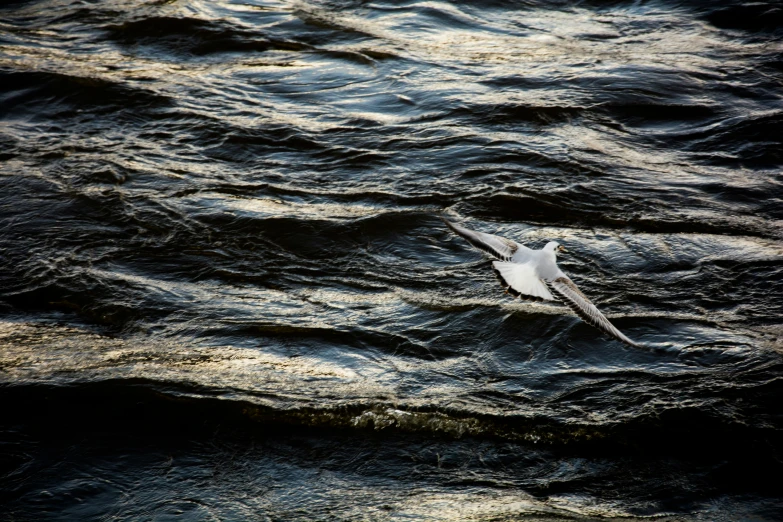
[[545, 241, 567, 256]]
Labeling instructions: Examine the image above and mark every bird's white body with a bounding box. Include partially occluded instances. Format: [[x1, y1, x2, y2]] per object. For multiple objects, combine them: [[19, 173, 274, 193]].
[[443, 219, 640, 348], [517, 242, 565, 280]]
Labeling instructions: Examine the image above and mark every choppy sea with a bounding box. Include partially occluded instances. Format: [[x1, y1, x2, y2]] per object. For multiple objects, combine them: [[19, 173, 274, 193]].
[[1, 0, 782, 519]]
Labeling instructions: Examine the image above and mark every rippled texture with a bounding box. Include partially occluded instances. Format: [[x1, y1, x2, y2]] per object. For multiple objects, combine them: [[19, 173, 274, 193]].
[[1, 0, 782, 519]]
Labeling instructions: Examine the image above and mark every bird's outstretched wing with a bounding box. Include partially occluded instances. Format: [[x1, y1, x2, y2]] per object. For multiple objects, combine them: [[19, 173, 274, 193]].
[[493, 261, 555, 301], [547, 277, 640, 348], [443, 219, 530, 262]]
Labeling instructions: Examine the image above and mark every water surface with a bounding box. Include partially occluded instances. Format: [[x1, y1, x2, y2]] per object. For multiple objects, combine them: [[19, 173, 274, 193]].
[[1, 0, 782, 519]]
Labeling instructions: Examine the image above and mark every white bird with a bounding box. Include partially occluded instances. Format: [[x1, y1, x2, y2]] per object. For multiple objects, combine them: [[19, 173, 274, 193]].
[[443, 219, 640, 348]]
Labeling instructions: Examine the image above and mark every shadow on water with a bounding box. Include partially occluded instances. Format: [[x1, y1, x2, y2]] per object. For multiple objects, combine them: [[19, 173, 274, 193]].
[[1, 380, 782, 519]]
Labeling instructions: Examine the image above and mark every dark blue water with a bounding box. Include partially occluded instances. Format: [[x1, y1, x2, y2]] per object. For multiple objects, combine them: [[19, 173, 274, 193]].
[[1, 0, 782, 519]]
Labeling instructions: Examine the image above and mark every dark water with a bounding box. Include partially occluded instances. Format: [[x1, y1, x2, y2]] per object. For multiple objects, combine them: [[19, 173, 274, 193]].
[[1, 0, 783, 519]]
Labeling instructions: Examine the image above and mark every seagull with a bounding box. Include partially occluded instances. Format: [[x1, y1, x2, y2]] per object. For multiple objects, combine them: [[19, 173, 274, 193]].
[[443, 219, 641, 348]]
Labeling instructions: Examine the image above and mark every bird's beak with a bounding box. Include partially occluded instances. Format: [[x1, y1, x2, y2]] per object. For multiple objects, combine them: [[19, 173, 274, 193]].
[[558, 246, 567, 253]]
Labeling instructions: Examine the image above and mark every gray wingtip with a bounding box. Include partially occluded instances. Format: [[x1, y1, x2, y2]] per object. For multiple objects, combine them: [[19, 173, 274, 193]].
[[441, 217, 472, 239], [620, 336, 644, 350], [612, 323, 644, 349], [440, 216, 459, 232], [597, 323, 644, 350], [548, 277, 644, 350]]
